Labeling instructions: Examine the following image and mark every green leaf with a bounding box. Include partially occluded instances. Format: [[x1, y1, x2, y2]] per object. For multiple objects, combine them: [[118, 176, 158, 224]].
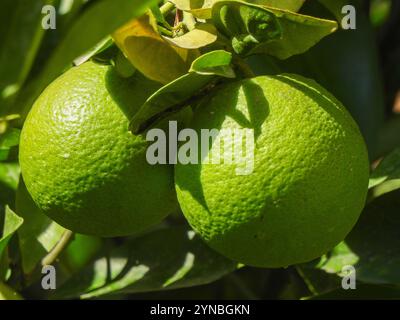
[[369, 148, 400, 189], [0, 206, 23, 258], [317, 0, 349, 22], [113, 14, 199, 84], [0, 128, 20, 161], [189, 50, 235, 77], [297, 242, 359, 295], [129, 50, 236, 134], [170, 0, 216, 19], [16, 181, 66, 275], [129, 75, 214, 134], [163, 23, 218, 49], [344, 190, 400, 285], [249, 0, 305, 12], [16, 0, 157, 118], [212, 0, 338, 58], [316, 242, 359, 275], [54, 227, 237, 299], [0, 282, 22, 300], [73, 36, 115, 66], [307, 284, 400, 300], [170, 0, 305, 19], [0, 163, 20, 206], [0, 0, 52, 111], [0, 163, 19, 191]]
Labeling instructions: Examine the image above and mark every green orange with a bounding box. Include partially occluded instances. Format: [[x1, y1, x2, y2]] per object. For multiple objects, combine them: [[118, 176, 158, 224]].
[[175, 74, 369, 267], [19, 61, 177, 237]]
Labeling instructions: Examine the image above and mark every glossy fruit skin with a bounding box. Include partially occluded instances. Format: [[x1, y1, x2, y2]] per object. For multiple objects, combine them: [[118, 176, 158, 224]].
[[175, 74, 369, 268], [19, 61, 177, 237]]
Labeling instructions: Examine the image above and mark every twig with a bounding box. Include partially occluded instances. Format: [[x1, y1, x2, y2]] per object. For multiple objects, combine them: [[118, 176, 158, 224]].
[[160, 1, 175, 16], [41, 230, 74, 266]]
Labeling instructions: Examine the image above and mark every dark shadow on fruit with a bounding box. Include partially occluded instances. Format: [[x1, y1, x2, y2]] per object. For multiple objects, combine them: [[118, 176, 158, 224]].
[[237, 80, 269, 140], [104, 68, 161, 121], [344, 189, 400, 284]]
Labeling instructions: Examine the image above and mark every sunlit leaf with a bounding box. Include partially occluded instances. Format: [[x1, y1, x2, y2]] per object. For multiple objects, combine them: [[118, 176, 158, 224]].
[[170, 0, 305, 19], [0, 282, 22, 300], [113, 14, 199, 84], [369, 148, 400, 189], [0, 128, 20, 161], [0, 206, 24, 258], [54, 227, 237, 299], [189, 50, 235, 77], [0, 163, 19, 191], [249, 0, 305, 11], [163, 23, 218, 49], [212, 0, 338, 58], [129, 50, 236, 134], [130, 72, 215, 134]]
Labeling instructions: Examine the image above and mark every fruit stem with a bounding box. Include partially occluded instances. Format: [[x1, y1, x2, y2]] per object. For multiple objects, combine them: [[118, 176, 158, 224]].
[[160, 1, 175, 16], [41, 230, 74, 266]]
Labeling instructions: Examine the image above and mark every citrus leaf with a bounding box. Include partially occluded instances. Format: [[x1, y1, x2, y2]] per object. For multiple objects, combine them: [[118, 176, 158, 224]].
[[163, 23, 218, 49], [73, 36, 115, 66], [0, 163, 20, 206], [0, 282, 22, 300], [212, 0, 338, 58], [317, 0, 349, 22], [113, 14, 199, 84], [16, 181, 66, 275], [129, 49, 236, 134], [0, 163, 19, 191], [0, 128, 20, 161], [189, 50, 235, 77], [170, 0, 305, 19], [0, 0, 52, 111], [0, 206, 23, 258], [54, 227, 237, 299], [16, 0, 157, 119], [369, 148, 400, 189], [170, 0, 216, 19], [249, 0, 305, 12], [344, 190, 400, 285], [129, 72, 215, 134], [297, 242, 359, 295]]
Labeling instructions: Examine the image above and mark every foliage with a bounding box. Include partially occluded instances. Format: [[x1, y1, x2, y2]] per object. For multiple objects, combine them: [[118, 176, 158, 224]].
[[0, 0, 399, 300]]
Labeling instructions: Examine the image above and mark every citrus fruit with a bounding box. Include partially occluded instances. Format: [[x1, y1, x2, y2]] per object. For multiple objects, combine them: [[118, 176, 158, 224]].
[[175, 74, 369, 268], [19, 61, 177, 237]]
